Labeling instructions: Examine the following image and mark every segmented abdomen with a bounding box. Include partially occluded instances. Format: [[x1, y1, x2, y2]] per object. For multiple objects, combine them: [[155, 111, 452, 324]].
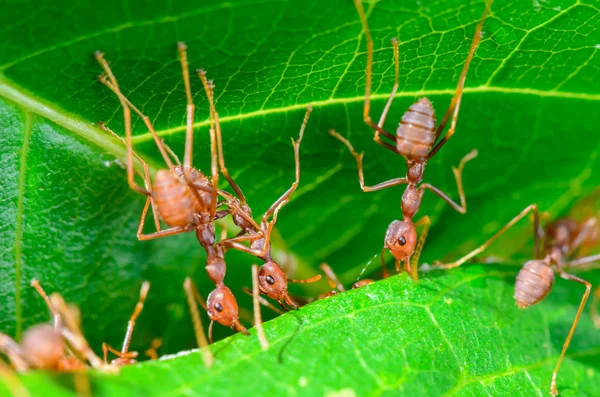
[[514, 260, 555, 308], [396, 97, 436, 160], [153, 169, 205, 227]]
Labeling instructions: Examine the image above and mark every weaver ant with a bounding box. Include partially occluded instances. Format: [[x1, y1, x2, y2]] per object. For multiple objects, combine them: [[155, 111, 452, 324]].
[[329, 0, 492, 280], [0, 280, 104, 372], [434, 205, 599, 396], [95, 44, 257, 348]]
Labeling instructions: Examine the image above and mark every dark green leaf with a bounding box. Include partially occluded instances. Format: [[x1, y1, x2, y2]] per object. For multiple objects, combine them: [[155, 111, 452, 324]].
[[1, 0, 599, 395]]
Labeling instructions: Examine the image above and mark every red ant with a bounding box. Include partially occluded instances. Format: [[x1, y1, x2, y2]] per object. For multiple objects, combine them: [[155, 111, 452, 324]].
[[329, 0, 491, 280], [0, 280, 105, 372], [434, 205, 599, 395], [95, 44, 259, 346]]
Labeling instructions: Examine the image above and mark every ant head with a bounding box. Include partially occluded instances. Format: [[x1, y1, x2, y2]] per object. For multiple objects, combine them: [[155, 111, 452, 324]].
[[206, 286, 246, 333], [384, 220, 417, 260], [258, 261, 298, 309], [21, 324, 65, 369]]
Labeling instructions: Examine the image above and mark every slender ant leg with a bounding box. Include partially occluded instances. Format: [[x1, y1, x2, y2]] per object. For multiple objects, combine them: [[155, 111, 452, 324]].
[[99, 123, 161, 232], [550, 272, 591, 397], [252, 265, 269, 350], [433, 204, 539, 269], [409, 216, 431, 281], [102, 281, 150, 363], [352, 0, 399, 153], [94, 53, 176, 173], [329, 130, 408, 192], [377, 38, 400, 130], [427, 1, 492, 159], [419, 149, 478, 214], [183, 278, 213, 367]]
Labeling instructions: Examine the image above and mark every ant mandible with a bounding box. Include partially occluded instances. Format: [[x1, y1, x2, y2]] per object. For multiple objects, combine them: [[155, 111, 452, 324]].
[[329, 0, 492, 280]]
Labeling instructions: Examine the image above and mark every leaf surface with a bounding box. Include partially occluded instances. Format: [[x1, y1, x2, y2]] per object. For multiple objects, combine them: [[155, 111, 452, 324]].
[[1, 0, 599, 395]]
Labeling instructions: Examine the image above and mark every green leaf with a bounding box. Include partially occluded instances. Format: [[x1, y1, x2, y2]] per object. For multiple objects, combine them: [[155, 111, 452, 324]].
[[2, 266, 600, 396], [1, 0, 599, 394]]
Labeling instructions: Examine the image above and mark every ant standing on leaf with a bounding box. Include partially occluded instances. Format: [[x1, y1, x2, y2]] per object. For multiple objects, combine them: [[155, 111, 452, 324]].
[[329, 0, 492, 280], [433, 205, 599, 396], [0, 280, 105, 372]]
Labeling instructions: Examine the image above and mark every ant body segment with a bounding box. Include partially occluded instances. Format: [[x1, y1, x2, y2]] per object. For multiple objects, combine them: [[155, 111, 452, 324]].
[[329, 0, 491, 279]]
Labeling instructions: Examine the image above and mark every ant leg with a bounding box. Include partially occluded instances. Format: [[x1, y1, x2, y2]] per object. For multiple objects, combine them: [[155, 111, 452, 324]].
[[197, 70, 247, 203], [564, 253, 600, 268], [353, 0, 398, 146], [591, 287, 600, 328], [252, 265, 269, 350], [433, 204, 539, 269], [98, 122, 151, 197], [419, 148, 478, 214], [138, 226, 189, 241], [242, 287, 285, 315], [30, 279, 61, 329], [550, 272, 591, 396], [177, 43, 195, 169], [0, 335, 28, 372], [144, 338, 162, 360], [118, 281, 150, 357], [263, 107, 312, 222], [94, 54, 176, 173], [60, 328, 103, 369], [427, 1, 491, 160], [377, 38, 400, 130], [569, 217, 598, 256], [43, 292, 103, 369], [329, 130, 408, 191], [409, 216, 431, 281], [100, 124, 161, 232], [320, 263, 345, 292], [183, 278, 213, 367]]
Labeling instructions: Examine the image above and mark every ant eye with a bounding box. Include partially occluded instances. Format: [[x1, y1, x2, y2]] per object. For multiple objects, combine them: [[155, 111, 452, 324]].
[[214, 303, 223, 312], [266, 275, 275, 285], [398, 236, 406, 246]]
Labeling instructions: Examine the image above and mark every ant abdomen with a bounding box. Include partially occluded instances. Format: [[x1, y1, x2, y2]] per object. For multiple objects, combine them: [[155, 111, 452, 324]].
[[20, 324, 65, 370], [514, 260, 555, 309], [153, 167, 208, 227], [396, 98, 437, 161]]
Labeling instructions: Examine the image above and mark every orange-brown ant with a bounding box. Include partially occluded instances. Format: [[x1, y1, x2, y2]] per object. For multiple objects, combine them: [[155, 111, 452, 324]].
[[95, 44, 258, 347], [329, 0, 492, 280], [0, 280, 104, 372], [434, 205, 599, 396]]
